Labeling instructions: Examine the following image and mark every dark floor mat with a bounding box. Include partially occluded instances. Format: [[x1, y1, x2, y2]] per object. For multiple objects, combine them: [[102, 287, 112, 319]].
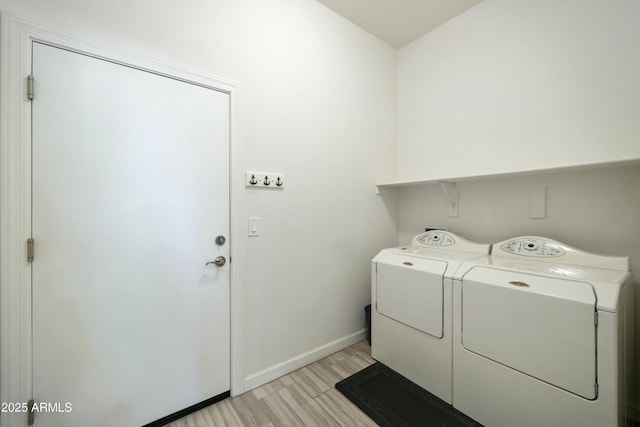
[[336, 363, 482, 427]]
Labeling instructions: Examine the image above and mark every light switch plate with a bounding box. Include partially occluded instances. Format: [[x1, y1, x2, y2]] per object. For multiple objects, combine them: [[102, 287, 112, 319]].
[[248, 217, 260, 237]]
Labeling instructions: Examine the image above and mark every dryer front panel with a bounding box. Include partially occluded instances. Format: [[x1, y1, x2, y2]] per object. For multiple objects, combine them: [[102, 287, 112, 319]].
[[461, 267, 597, 399], [376, 253, 446, 338]]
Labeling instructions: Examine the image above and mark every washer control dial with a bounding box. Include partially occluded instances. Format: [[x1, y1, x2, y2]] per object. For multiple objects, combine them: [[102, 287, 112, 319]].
[[500, 238, 566, 257], [416, 231, 455, 246]]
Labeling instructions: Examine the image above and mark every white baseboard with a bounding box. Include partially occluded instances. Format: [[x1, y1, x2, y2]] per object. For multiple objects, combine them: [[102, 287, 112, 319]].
[[243, 329, 367, 392]]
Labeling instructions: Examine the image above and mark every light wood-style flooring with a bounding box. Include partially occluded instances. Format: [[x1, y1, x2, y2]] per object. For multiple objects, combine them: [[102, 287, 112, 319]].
[[167, 341, 377, 427]]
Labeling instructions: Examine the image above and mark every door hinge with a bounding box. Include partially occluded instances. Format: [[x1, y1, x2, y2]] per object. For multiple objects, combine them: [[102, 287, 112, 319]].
[[594, 311, 598, 326], [27, 75, 34, 101], [27, 238, 34, 262], [27, 399, 35, 425]]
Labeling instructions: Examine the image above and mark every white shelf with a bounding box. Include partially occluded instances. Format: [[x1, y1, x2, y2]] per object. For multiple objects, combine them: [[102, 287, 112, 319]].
[[375, 159, 640, 219], [375, 158, 640, 193]]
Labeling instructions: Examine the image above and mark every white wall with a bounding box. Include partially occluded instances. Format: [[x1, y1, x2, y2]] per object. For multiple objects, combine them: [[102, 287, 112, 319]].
[[396, 0, 640, 416], [397, 0, 640, 182], [0, 0, 398, 392], [5, 0, 639, 420]]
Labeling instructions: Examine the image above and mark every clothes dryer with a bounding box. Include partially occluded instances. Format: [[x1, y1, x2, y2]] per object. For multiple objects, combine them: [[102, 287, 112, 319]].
[[453, 236, 634, 427], [371, 230, 490, 403]]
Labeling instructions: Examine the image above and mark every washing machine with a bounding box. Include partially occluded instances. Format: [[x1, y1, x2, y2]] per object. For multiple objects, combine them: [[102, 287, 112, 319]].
[[453, 236, 635, 427], [371, 230, 490, 403]]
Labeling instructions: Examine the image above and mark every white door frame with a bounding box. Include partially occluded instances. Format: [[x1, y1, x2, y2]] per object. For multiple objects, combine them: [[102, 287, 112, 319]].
[[0, 14, 246, 427]]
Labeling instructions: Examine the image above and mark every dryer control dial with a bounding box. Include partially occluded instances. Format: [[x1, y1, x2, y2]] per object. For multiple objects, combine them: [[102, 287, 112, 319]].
[[500, 238, 566, 257], [493, 235, 629, 270]]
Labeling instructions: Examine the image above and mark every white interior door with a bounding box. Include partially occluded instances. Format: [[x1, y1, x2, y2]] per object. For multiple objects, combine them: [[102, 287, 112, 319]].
[[31, 42, 230, 427]]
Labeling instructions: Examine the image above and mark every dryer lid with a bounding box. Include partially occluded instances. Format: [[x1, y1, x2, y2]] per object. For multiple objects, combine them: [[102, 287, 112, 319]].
[[462, 265, 597, 305], [461, 259, 629, 312]]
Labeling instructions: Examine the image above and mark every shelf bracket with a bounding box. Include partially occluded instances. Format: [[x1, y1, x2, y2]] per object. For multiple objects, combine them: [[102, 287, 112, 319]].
[[375, 185, 398, 196], [439, 181, 458, 217]]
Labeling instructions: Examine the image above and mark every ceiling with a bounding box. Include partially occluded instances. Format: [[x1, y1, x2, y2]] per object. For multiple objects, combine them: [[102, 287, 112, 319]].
[[315, 0, 482, 48]]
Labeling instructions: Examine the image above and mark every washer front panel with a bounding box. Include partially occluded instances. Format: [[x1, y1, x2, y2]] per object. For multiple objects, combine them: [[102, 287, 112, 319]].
[[376, 252, 446, 338]]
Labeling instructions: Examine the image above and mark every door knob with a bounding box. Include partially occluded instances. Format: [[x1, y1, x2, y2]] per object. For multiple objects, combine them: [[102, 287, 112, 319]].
[[206, 256, 226, 267]]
